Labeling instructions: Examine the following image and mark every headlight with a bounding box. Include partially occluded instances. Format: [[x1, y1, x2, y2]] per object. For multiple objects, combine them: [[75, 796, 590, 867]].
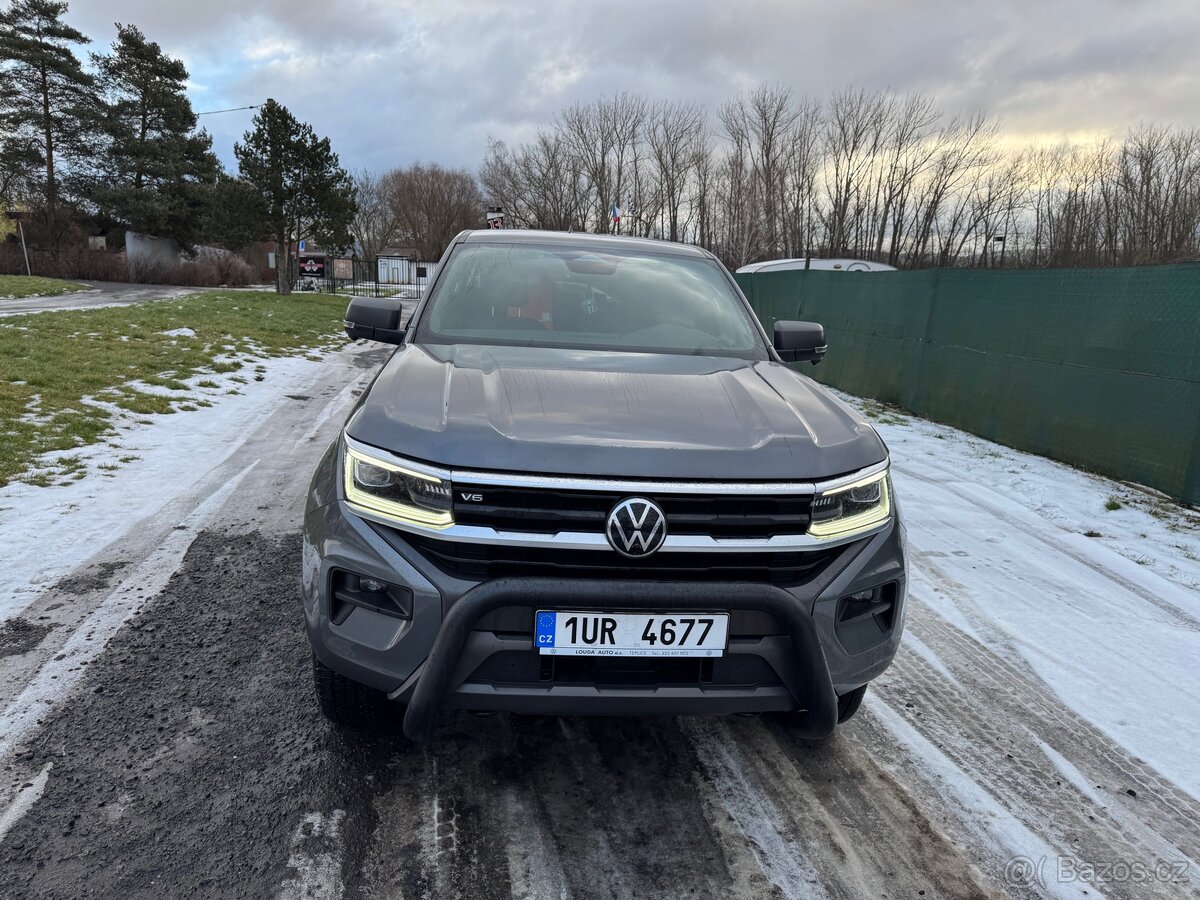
[[343, 443, 453, 528], [809, 468, 891, 539]]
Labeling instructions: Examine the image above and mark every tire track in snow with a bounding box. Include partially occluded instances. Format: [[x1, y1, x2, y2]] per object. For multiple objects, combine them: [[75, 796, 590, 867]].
[[0, 460, 257, 764], [864, 698, 1094, 900], [712, 716, 1003, 899], [873, 604, 1199, 898], [683, 718, 830, 900]]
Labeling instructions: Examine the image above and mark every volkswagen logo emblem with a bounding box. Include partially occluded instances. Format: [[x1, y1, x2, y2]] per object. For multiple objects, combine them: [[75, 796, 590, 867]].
[[605, 497, 668, 558]]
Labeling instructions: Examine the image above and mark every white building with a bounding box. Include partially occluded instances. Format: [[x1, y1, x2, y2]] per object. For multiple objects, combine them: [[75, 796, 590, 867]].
[[377, 256, 439, 285]]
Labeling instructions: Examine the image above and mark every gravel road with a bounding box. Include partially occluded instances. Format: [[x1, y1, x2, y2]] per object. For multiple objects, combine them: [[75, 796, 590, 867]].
[[0, 343, 1195, 900]]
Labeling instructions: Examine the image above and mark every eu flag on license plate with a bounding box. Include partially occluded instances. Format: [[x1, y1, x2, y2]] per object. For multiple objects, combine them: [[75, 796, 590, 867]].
[[535, 611, 556, 649]]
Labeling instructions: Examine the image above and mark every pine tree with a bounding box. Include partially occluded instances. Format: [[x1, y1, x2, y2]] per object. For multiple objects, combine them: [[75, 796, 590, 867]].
[[91, 23, 219, 247], [200, 173, 268, 253], [235, 99, 356, 294], [0, 0, 95, 245]]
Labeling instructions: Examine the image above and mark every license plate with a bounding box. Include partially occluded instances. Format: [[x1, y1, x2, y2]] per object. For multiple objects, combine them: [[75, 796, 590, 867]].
[[535, 611, 728, 657]]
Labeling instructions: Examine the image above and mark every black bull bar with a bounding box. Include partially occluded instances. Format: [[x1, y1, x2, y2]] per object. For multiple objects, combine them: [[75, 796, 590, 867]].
[[401, 574, 847, 743]]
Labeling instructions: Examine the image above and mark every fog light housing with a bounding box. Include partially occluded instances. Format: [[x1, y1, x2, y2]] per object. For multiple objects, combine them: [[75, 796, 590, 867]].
[[835, 583, 898, 654], [329, 570, 413, 624]]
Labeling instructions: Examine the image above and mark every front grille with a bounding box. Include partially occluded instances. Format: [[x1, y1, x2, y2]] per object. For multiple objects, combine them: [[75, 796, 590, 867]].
[[405, 535, 838, 586], [453, 484, 812, 538]]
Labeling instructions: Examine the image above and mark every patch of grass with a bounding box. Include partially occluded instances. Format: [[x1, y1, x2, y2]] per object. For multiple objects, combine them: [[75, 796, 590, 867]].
[[108, 388, 176, 415], [196, 379, 219, 389], [0, 289, 345, 486], [1083, 530, 1102, 538], [1105, 497, 1123, 511], [118, 454, 140, 464], [142, 375, 191, 392], [0, 274, 90, 300]]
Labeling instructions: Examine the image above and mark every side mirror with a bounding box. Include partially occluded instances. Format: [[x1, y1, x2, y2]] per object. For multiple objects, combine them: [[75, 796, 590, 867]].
[[345, 296, 406, 344], [773, 320, 826, 365]]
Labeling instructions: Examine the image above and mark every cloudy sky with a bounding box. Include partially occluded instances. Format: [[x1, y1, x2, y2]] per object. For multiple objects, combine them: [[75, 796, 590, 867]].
[[64, 0, 1200, 173]]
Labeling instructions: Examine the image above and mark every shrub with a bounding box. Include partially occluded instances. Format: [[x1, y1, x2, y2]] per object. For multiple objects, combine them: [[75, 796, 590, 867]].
[[127, 254, 255, 287]]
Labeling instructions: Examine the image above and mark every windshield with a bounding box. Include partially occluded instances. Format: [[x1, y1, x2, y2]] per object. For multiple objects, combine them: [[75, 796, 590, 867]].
[[415, 242, 766, 357]]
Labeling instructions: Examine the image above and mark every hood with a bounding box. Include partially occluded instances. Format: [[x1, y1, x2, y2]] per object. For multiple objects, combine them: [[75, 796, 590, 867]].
[[345, 343, 886, 480]]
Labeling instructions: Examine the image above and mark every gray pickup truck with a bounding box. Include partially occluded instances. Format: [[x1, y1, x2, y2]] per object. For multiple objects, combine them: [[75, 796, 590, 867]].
[[302, 230, 907, 742]]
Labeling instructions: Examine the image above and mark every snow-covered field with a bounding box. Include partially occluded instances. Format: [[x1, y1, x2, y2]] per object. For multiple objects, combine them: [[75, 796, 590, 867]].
[[844, 392, 1200, 797]]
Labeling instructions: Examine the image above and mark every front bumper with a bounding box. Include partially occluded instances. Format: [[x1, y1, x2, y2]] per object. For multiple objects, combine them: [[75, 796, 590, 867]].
[[302, 464, 907, 741], [400, 577, 843, 741]]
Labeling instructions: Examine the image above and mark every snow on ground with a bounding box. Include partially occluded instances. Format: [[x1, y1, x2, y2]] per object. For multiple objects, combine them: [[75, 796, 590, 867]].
[[2, 365, 1196, 809], [838, 391, 1200, 798], [0, 353, 338, 623]]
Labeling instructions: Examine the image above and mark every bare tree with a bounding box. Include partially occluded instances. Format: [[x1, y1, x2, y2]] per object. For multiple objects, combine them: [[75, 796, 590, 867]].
[[481, 134, 588, 231], [646, 100, 704, 241], [779, 98, 823, 257], [349, 168, 403, 262], [474, 85, 1200, 269], [822, 88, 893, 256], [720, 85, 803, 257], [389, 163, 482, 260]]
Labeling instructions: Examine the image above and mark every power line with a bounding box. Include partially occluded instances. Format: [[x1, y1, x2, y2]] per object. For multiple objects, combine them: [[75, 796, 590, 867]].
[[196, 103, 261, 117]]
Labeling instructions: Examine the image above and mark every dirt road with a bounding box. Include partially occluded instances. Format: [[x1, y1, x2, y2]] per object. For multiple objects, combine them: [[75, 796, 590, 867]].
[[0, 344, 1195, 899], [0, 282, 204, 316]]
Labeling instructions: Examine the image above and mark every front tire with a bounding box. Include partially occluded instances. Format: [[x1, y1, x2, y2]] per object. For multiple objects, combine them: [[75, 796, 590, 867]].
[[836, 684, 868, 724], [766, 684, 869, 737], [312, 655, 397, 730]]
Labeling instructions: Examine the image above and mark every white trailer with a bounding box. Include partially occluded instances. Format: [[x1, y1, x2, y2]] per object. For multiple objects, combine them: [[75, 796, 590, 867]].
[[736, 257, 897, 274]]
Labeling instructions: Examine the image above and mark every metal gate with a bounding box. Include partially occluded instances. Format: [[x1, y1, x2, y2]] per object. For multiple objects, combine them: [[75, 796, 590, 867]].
[[288, 256, 434, 298]]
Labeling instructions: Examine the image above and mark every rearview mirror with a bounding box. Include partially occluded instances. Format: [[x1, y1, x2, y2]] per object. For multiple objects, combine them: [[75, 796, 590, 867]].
[[773, 320, 826, 365], [345, 296, 406, 344]]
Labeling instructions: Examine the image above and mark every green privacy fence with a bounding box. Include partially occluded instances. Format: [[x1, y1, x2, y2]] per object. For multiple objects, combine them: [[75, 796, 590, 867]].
[[734, 264, 1200, 505]]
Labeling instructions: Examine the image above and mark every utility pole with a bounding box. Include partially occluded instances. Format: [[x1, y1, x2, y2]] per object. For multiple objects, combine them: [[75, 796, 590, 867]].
[[18, 220, 30, 275], [6, 209, 32, 275]]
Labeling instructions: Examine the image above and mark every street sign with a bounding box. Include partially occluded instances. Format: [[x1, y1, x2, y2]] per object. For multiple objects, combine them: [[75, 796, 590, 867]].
[[486, 207, 505, 229], [298, 239, 306, 253]]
